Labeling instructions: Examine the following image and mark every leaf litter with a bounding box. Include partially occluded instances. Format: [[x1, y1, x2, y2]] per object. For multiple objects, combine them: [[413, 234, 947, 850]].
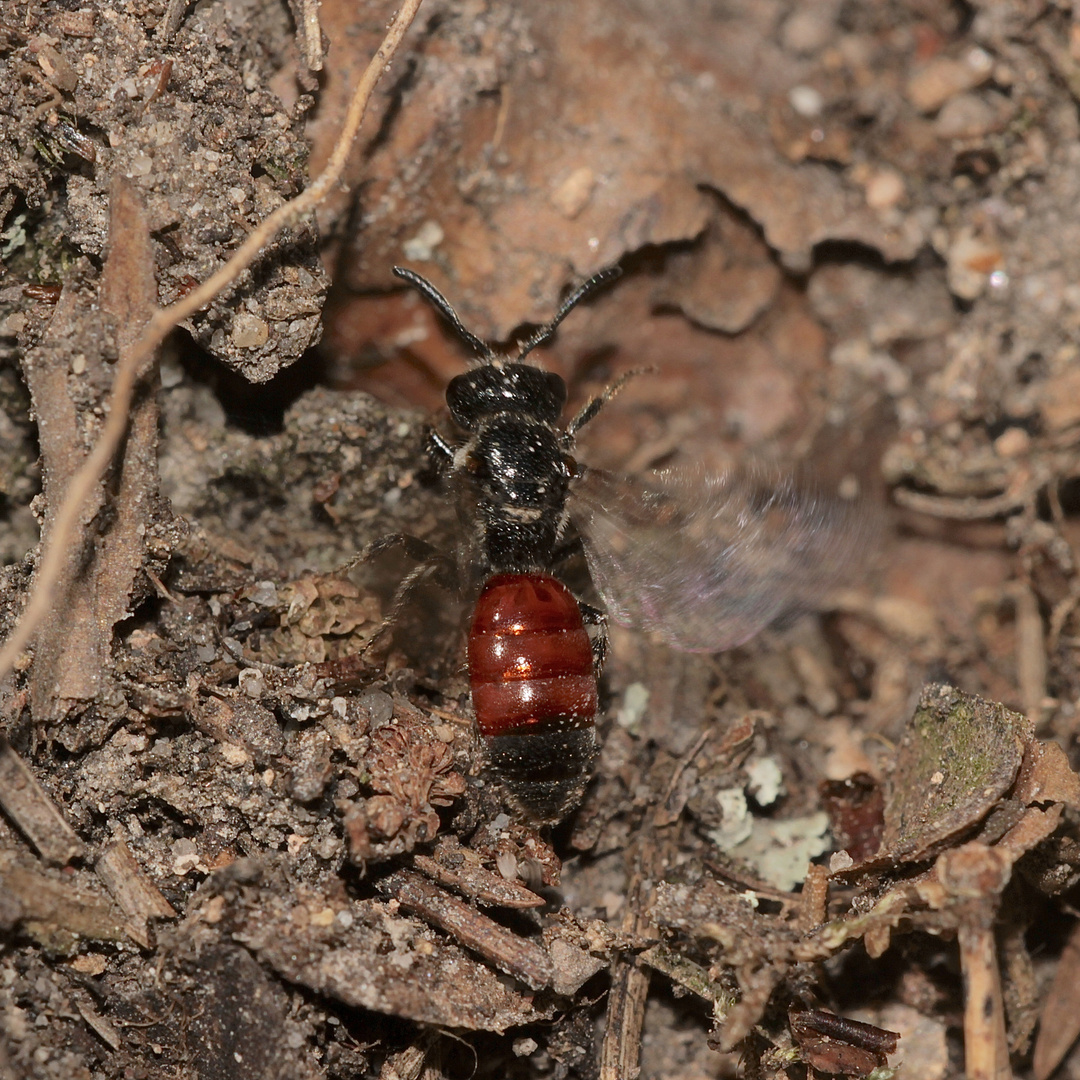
[[4, 1, 1080, 1078]]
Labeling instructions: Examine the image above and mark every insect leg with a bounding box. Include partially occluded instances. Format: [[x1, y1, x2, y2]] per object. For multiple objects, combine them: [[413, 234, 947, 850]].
[[335, 532, 440, 577], [579, 601, 608, 678], [550, 535, 584, 566], [426, 429, 456, 473], [336, 533, 454, 653], [566, 367, 653, 438], [368, 556, 451, 653]]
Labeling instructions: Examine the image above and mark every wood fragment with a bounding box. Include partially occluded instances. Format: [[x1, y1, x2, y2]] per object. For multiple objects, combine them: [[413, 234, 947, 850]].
[[638, 943, 733, 1008], [1007, 582, 1047, 726], [378, 870, 554, 990], [74, 993, 123, 1051], [379, 1048, 424, 1080], [790, 1008, 899, 1076], [933, 844, 1013, 1080], [412, 836, 545, 909], [600, 828, 667, 1079], [378, 1033, 439, 1080], [799, 863, 829, 929], [158, 0, 191, 40], [892, 485, 1034, 520], [0, 735, 85, 864], [286, 0, 324, 72], [653, 726, 711, 827], [0, 854, 125, 946], [96, 840, 177, 922], [24, 177, 160, 722], [237, 891, 546, 1032], [601, 953, 649, 1080]]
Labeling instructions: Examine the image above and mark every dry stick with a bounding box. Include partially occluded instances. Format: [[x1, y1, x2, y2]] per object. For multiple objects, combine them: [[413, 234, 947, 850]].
[[600, 829, 664, 1080], [0, 0, 425, 682]]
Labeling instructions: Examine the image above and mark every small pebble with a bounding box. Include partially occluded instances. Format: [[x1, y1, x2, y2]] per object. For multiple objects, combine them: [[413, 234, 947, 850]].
[[993, 427, 1030, 457], [402, 220, 444, 261], [864, 169, 905, 210], [906, 49, 992, 113], [934, 92, 997, 139], [231, 312, 269, 349], [550, 166, 596, 219], [946, 228, 1003, 300], [250, 580, 278, 607], [789, 85, 824, 118], [358, 690, 394, 727], [780, 8, 835, 54], [239, 667, 267, 699]]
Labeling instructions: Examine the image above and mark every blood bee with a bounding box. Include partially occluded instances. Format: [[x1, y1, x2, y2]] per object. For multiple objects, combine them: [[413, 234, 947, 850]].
[[391, 266, 619, 821], [392, 265, 874, 822]]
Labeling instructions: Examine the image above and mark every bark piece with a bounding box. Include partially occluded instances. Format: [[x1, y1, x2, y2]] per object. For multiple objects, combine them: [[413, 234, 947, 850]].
[[25, 178, 163, 722], [0, 735, 84, 864], [0, 853, 125, 949], [95, 840, 177, 922], [234, 892, 549, 1032]]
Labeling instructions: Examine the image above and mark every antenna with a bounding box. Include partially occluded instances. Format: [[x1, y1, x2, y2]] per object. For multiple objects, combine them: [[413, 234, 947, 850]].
[[392, 266, 494, 363], [516, 265, 622, 361]]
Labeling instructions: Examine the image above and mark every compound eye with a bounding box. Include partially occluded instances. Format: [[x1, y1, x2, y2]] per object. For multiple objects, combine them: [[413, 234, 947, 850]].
[[543, 371, 568, 412], [446, 373, 479, 429]]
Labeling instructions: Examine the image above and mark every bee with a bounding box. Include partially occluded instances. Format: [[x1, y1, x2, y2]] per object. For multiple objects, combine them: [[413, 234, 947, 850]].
[[390, 265, 874, 822]]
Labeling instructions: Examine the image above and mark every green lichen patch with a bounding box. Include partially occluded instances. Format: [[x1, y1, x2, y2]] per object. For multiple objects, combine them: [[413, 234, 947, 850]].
[[880, 683, 1033, 863]]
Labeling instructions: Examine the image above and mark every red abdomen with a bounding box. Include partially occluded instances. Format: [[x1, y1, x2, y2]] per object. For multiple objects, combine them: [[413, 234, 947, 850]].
[[468, 573, 597, 739]]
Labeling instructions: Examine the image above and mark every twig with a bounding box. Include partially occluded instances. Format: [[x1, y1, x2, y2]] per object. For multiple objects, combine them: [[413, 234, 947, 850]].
[[600, 827, 667, 1079], [377, 870, 555, 991], [601, 950, 650, 1080], [1006, 581, 1047, 726], [892, 485, 1034, 521], [1047, 478, 1080, 651], [287, 0, 325, 72], [653, 725, 711, 827], [958, 919, 1011, 1080], [0, 0, 426, 683]]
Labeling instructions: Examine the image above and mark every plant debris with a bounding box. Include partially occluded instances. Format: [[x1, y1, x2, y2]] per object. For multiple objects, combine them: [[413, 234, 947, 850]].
[[5, 0, 1080, 1077]]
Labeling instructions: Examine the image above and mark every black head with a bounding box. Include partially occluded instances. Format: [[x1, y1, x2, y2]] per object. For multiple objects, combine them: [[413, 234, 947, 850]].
[[446, 364, 567, 429]]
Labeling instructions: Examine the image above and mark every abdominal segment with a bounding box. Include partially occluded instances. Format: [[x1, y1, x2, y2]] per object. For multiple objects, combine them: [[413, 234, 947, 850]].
[[468, 573, 599, 821]]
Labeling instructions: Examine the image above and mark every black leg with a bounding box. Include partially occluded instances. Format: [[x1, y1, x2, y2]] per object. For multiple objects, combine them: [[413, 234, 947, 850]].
[[566, 367, 652, 437], [579, 601, 608, 678], [334, 533, 441, 577], [426, 429, 456, 472], [335, 533, 455, 654]]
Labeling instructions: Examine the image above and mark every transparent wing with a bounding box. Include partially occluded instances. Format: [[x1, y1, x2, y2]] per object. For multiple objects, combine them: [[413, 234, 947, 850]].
[[569, 464, 880, 653]]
